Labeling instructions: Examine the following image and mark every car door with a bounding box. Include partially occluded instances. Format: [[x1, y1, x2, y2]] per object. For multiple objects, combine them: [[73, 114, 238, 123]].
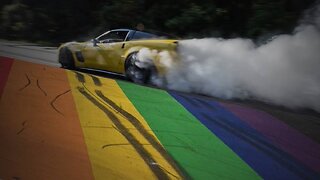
[[82, 30, 129, 73]]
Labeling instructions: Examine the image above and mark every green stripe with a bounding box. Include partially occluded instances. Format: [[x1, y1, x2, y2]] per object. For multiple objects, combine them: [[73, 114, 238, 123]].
[[117, 81, 261, 180]]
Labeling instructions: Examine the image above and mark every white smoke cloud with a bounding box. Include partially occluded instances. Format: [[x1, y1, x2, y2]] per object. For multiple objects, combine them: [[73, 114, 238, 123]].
[[138, 3, 320, 112]]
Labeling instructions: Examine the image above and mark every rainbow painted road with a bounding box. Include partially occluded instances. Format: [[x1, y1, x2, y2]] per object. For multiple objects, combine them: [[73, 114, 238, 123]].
[[1, 57, 320, 179]]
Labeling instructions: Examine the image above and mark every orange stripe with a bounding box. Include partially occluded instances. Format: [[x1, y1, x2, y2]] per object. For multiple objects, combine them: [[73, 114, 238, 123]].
[[0, 60, 94, 179]]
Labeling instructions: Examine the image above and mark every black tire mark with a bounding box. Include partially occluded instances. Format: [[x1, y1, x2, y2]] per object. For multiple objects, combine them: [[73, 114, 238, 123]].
[[158, 164, 180, 179], [36, 79, 47, 96], [80, 81, 186, 179], [90, 75, 102, 86], [22, 120, 27, 126], [17, 127, 25, 135], [17, 120, 28, 135], [75, 72, 85, 83], [81, 125, 114, 129], [78, 87, 170, 180], [102, 143, 155, 149], [111, 124, 123, 135], [50, 90, 71, 116], [75, 73, 184, 179], [19, 74, 31, 91], [95, 90, 186, 179], [102, 143, 131, 149]]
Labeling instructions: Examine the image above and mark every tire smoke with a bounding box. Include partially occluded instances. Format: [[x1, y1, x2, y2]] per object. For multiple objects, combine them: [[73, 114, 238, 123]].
[[139, 4, 320, 112]]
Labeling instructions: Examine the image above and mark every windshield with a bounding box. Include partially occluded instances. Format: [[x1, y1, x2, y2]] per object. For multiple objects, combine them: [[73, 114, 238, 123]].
[[96, 31, 129, 43]]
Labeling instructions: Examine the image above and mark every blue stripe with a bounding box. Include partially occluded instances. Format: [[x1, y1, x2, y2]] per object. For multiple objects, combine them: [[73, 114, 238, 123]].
[[170, 92, 319, 180]]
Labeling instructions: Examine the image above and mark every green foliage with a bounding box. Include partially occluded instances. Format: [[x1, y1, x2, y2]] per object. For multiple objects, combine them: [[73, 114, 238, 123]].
[[247, 0, 296, 37], [165, 3, 216, 37], [100, 0, 143, 29], [0, 3, 34, 39], [0, 0, 317, 44]]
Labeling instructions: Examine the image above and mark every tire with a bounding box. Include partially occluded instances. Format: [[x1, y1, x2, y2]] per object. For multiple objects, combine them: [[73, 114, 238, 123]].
[[125, 52, 151, 84], [59, 47, 75, 69]]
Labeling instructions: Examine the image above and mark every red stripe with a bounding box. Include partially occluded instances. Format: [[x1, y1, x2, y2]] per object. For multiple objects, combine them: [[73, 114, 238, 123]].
[[0, 56, 14, 98]]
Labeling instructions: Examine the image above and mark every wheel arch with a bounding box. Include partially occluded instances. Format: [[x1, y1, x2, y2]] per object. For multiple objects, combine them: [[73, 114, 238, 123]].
[[123, 46, 145, 70], [59, 42, 85, 67]]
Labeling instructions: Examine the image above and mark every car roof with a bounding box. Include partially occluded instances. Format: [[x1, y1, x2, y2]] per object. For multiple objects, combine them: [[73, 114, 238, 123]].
[[109, 29, 178, 39]]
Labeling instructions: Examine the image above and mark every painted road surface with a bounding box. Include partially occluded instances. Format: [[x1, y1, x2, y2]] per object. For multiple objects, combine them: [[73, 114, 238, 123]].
[[1, 57, 320, 179]]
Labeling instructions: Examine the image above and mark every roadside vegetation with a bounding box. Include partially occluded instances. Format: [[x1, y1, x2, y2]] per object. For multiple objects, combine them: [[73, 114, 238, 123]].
[[0, 0, 317, 45]]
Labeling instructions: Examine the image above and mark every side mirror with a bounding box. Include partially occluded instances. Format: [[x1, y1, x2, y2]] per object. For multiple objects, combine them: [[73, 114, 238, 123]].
[[92, 38, 98, 47]]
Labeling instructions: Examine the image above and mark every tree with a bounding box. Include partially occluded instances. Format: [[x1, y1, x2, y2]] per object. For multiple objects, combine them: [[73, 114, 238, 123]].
[[0, 0, 316, 44], [0, 2, 34, 39], [247, 0, 316, 38]]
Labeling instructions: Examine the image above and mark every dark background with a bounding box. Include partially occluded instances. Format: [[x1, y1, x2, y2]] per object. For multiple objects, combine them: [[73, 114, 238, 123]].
[[0, 0, 317, 45]]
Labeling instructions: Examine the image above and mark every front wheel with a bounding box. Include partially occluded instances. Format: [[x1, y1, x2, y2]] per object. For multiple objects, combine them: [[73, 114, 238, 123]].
[[125, 52, 151, 84], [59, 47, 75, 69]]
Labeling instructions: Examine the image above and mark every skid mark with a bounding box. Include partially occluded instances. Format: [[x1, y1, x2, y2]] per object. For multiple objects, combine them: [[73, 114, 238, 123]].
[[16, 120, 28, 135], [36, 79, 47, 96], [94, 89, 185, 178], [18, 74, 31, 91], [68, 71, 183, 179], [77, 86, 171, 180], [16, 127, 25, 135], [101, 143, 131, 149], [75, 72, 85, 83], [50, 90, 71, 115], [90, 75, 102, 86]]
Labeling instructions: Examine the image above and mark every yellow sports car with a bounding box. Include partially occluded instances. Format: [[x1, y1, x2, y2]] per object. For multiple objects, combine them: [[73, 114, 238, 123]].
[[58, 29, 178, 83]]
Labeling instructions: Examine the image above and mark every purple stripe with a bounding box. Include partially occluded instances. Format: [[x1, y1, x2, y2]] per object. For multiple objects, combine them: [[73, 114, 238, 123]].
[[221, 103, 320, 172]]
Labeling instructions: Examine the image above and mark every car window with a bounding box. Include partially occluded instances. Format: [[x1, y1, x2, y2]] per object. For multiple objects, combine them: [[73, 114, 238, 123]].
[[97, 31, 129, 43], [130, 31, 158, 40]]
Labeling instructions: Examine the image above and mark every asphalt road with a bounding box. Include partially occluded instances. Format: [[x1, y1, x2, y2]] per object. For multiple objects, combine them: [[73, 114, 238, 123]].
[[0, 40, 59, 67]]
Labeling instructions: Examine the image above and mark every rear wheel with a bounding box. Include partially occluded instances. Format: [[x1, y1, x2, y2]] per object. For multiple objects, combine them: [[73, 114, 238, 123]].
[[125, 52, 151, 84], [59, 47, 75, 69]]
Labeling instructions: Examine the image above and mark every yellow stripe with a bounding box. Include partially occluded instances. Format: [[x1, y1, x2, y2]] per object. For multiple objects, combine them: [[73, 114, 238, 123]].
[[67, 71, 181, 180]]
